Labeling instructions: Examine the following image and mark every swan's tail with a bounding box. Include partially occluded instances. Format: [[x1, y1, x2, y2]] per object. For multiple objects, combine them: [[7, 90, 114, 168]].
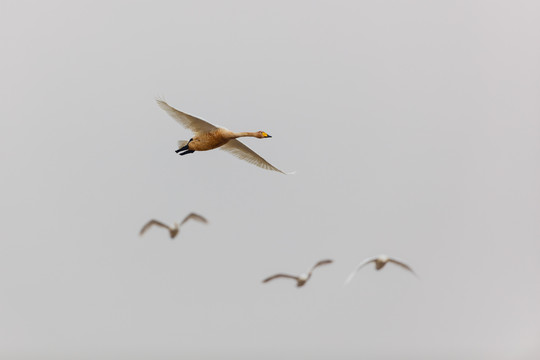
[[174, 140, 191, 154], [177, 140, 189, 149]]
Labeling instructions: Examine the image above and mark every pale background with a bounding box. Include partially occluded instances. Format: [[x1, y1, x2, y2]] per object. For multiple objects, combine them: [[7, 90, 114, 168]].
[[1, 1, 539, 359]]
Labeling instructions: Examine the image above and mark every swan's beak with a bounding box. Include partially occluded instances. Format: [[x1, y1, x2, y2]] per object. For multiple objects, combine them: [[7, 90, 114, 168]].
[[265, 133, 272, 138]]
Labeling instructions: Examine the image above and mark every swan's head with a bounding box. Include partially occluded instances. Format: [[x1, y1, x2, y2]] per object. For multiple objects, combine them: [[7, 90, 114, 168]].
[[256, 131, 272, 138]]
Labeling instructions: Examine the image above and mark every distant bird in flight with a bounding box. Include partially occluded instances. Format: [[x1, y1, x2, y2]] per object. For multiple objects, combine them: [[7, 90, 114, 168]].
[[156, 99, 292, 174], [139, 213, 208, 239], [345, 254, 417, 285], [262, 259, 333, 287]]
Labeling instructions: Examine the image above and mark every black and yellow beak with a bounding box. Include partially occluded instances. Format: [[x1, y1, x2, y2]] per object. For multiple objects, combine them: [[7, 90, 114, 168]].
[[263, 132, 272, 138]]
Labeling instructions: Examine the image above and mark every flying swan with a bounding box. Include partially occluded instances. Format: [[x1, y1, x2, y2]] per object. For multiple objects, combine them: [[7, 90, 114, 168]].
[[262, 259, 333, 287], [139, 213, 208, 239], [156, 99, 291, 174], [345, 254, 417, 285]]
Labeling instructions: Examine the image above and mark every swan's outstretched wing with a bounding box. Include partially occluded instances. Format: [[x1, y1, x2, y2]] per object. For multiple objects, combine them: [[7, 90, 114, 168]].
[[180, 213, 208, 226], [140, 220, 170, 235], [308, 259, 333, 276], [262, 274, 299, 283], [220, 139, 289, 174], [344, 257, 378, 285], [388, 258, 417, 277], [156, 99, 217, 135]]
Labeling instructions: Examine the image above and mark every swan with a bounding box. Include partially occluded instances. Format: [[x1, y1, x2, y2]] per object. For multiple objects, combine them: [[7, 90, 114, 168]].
[[139, 213, 208, 239], [156, 99, 291, 174], [262, 259, 333, 287], [345, 254, 417, 285]]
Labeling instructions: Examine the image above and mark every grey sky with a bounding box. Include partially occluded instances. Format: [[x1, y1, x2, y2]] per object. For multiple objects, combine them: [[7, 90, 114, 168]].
[[1, 1, 539, 358]]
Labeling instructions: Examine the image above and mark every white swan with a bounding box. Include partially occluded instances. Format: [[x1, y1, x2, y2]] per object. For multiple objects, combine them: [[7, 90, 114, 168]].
[[262, 259, 333, 287], [345, 254, 417, 284], [139, 213, 208, 239]]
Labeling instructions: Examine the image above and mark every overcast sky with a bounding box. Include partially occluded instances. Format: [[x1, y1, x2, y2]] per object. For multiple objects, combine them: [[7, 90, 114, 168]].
[[1, 1, 539, 359]]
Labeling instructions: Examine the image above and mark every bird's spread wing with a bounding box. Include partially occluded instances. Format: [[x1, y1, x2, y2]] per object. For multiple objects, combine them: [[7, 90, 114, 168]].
[[388, 258, 417, 277], [344, 257, 378, 285], [308, 259, 333, 275], [220, 139, 288, 174], [262, 274, 298, 283], [156, 99, 217, 135], [180, 213, 209, 226], [140, 220, 170, 235]]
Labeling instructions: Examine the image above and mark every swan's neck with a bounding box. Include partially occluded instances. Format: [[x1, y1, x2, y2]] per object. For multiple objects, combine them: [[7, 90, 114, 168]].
[[232, 131, 259, 138]]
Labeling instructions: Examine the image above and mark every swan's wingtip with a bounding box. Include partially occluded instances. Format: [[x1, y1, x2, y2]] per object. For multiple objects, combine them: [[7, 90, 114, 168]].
[[344, 273, 355, 286], [155, 96, 168, 106]]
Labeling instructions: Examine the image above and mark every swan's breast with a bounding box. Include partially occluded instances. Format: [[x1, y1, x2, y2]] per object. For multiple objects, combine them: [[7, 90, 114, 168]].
[[190, 130, 230, 151]]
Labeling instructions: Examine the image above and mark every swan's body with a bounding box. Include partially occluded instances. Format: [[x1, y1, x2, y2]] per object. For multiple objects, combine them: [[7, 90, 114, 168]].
[[157, 99, 290, 174], [263, 259, 333, 287], [139, 213, 208, 239], [345, 254, 417, 284]]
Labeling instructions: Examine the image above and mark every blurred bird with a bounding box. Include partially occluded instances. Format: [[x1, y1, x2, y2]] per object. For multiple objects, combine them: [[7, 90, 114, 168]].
[[139, 213, 208, 239], [345, 254, 417, 285], [156, 99, 292, 174], [262, 259, 333, 287]]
